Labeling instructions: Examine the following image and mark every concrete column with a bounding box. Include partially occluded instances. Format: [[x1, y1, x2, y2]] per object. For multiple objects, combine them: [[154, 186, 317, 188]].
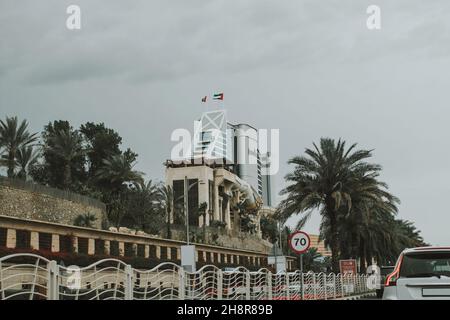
[[225, 197, 231, 230], [132, 243, 138, 257], [236, 255, 240, 265], [203, 251, 207, 262], [233, 209, 240, 232], [213, 184, 220, 221], [230, 255, 234, 264], [144, 245, 150, 258], [118, 242, 124, 257], [256, 215, 262, 238], [223, 254, 228, 264], [30, 231, 39, 250], [51, 234, 60, 252], [6, 229, 16, 248], [88, 239, 95, 255], [104, 240, 111, 255], [156, 246, 161, 259], [176, 248, 181, 260]]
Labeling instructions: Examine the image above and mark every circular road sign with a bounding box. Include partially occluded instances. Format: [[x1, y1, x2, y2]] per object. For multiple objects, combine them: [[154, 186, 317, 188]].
[[289, 231, 311, 254]]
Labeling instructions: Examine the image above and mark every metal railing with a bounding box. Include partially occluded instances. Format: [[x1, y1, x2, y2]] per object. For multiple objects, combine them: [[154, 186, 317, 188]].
[[0, 253, 374, 300]]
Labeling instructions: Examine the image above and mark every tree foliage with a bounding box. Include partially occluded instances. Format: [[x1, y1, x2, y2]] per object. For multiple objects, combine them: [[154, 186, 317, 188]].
[[278, 138, 424, 272], [0, 116, 38, 178]]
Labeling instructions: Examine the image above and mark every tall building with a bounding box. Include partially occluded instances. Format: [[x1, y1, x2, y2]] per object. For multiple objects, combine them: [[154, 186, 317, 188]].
[[232, 123, 262, 198], [188, 110, 273, 206], [260, 152, 275, 207], [165, 109, 276, 236], [192, 110, 230, 161]]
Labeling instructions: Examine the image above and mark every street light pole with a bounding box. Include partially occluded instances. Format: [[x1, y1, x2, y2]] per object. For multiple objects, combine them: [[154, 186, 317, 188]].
[[184, 176, 189, 245]]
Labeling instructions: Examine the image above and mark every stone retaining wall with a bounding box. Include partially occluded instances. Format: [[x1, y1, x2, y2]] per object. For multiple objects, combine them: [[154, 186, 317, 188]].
[[0, 178, 105, 229]]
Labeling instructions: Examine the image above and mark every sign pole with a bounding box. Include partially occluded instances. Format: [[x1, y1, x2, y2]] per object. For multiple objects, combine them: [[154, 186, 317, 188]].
[[184, 176, 189, 245], [288, 230, 311, 273], [300, 254, 303, 273]]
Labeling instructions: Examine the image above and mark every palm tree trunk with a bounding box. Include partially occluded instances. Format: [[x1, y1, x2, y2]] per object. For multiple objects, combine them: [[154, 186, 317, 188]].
[[166, 209, 172, 239], [326, 197, 340, 272], [64, 163, 71, 189], [329, 224, 340, 272], [202, 213, 206, 243], [365, 249, 372, 271], [359, 238, 366, 273], [7, 150, 15, 177]]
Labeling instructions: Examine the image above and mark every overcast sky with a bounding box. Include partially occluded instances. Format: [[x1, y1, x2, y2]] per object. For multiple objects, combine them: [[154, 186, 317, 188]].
[[1, 1, 449, 245]]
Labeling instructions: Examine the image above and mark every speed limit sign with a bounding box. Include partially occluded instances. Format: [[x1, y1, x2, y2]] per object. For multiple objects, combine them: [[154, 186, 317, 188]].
[[288, 231, 311, 254]]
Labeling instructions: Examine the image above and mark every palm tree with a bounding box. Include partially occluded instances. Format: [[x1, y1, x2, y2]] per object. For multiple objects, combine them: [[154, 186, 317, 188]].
[[158, 185, 175, 239], [0, 116, 38, 177], [277, 138, 382, 272], [15, 145, 40, 180], [302, 247, 323, 272], [95, 153, 144, 190], [95, 153, 144, 227], [126, 180, 161, 232], [332, 167, 399, 271], [74, 213, 97, 228], [46, 129, 84, 189]]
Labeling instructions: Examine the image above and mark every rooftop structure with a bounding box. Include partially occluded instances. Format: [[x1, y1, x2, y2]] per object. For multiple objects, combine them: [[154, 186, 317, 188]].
[[165, 109, 276, 238]]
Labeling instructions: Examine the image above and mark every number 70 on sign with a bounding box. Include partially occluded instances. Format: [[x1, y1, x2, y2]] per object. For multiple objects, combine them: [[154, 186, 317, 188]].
[[288, 231, 311, 254]]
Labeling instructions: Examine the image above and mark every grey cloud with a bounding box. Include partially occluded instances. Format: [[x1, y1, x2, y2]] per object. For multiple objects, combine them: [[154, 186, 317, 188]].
[[1, 0, 450, 245]]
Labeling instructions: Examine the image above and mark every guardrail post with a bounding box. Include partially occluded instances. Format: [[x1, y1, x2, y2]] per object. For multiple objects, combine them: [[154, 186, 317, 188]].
[[217, 270, 223, 300], [124, 264, 133, 300], [285, 272, 290, 300], [313, 274, 317, 300], [245, 270, 251, 300], [267, 272, 272, 300], [178, 268, 185, 300], [324, 274, 327, 300], [301, 273, 305, 300], [47, 260, 59, 300], [333, 274, 336, 299], [340, 274, 344, 297]]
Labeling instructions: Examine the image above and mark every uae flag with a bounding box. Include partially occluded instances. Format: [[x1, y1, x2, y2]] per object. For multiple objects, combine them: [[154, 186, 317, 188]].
[[213, 93, 224, 100]]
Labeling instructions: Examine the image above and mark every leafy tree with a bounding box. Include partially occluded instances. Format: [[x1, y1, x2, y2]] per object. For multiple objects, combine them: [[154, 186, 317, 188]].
[[0, 116, 38, 177], [80, 122, 122, 187], [30, 121, 86, 190]]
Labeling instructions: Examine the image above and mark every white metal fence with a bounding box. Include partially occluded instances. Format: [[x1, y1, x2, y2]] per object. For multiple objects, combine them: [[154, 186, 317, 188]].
[[0, 253, 373, 300]]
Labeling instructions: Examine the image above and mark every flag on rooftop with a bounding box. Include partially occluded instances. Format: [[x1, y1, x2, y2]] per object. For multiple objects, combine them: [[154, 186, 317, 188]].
[[213, 93, 224, 100]]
